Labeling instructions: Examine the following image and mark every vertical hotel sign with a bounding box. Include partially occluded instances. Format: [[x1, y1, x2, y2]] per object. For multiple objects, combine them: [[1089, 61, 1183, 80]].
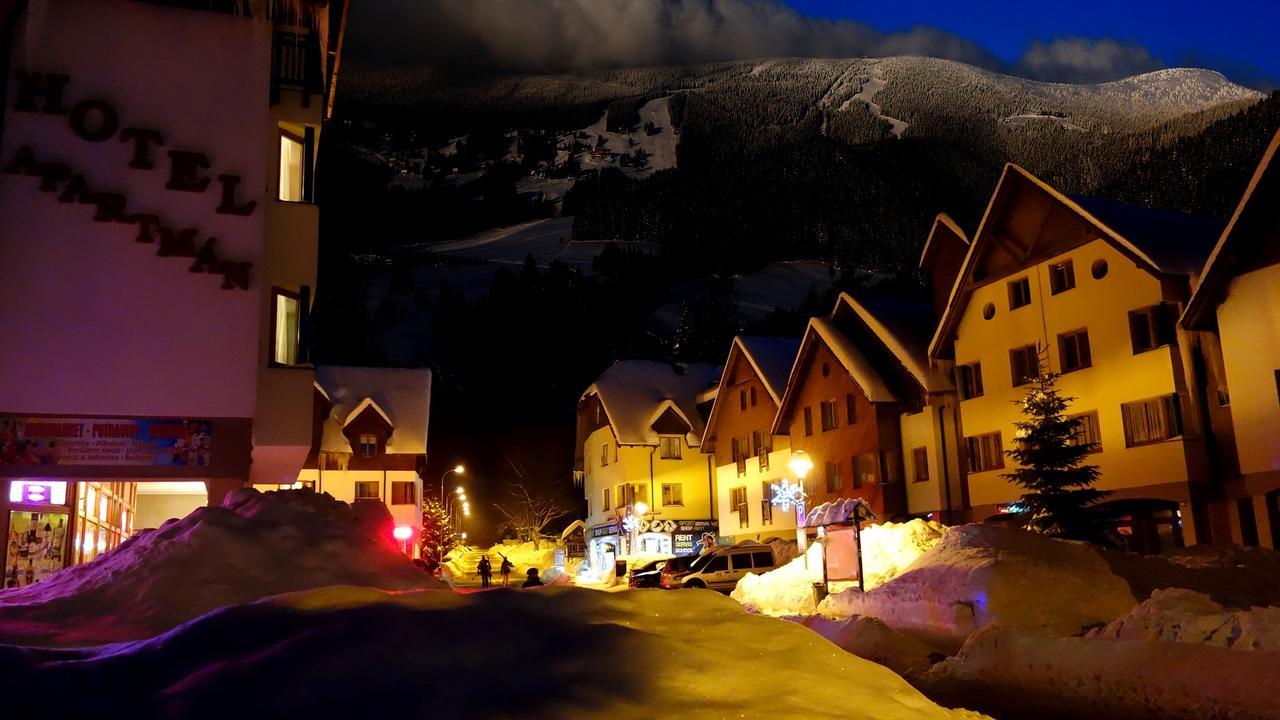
[[0, 417, 212, 467]]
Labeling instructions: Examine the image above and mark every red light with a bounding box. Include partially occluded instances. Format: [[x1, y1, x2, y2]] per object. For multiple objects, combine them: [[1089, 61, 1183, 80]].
[[392, 526, 413, 542]]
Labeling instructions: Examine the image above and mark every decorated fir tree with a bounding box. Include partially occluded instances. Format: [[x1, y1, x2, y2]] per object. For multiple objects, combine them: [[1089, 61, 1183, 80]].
[[1003, 350, 1109, 543], [420, 499, 459, 566]]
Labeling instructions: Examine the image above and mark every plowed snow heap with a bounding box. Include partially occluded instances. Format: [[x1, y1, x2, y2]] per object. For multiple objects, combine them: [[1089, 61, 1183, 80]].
[[0, 488, 443, 646]]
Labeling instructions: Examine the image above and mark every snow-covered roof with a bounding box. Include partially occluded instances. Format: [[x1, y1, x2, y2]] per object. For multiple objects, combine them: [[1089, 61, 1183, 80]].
[[773, 319, 899, 434], [804, 498, 880, 527], [737, 336, 802, 404], [918, 213, 970, 271], [582, 360, 719, 446], [833, 294, 952, 394], [315, 366, 432, 455]]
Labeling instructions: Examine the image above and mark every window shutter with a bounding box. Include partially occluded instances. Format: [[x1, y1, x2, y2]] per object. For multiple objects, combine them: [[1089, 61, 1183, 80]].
[[1078, 331, 1092, 368], [1156, 304, 1177, 346], [1129, 311, 1147, 353]]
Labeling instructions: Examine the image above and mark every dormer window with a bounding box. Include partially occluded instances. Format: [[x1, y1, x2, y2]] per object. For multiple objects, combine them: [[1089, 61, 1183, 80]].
[[358, 433, 377, 456], [659, 436, 682, 460]]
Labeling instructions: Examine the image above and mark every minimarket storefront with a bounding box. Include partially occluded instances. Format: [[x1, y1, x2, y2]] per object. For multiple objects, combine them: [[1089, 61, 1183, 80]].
[[1, 414, 251, 589], [586, 518, 718, 573]]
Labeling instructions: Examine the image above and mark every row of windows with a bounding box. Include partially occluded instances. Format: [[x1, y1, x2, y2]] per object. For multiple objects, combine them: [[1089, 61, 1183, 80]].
[[820, 455, 881, 492], [730, 483, 778, 528], [353, 480, 417, 505], [965, 395, 1183, 472], [802, 394, 858, 436], [730, 431, 773, 475], [738, 384, 759, 410], [1001, 257, 1105, 316], [599, 436, 684, 468], [958, 304, 1178, 399], [600, 483, 684, 512]]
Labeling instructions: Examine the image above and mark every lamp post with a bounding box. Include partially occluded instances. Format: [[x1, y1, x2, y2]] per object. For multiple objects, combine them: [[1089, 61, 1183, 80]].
[[440, 485, 466, 565], [786, 450, 814, 553], [440, 464, 465, 505]]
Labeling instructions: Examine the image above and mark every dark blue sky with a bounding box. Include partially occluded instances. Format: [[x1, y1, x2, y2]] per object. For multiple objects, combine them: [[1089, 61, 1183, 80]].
[[786, 0, 1279, 87]]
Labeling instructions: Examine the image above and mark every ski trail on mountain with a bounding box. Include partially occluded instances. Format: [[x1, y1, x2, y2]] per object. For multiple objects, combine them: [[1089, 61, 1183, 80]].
[[851, 65, 909, 138]]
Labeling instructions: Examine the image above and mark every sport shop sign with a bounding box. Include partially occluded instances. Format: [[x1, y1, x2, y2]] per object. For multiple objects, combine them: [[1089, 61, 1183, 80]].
[[3, 72, 255, 290]]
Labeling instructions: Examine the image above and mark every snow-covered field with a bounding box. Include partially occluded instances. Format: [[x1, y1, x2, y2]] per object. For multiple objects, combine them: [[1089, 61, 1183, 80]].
[[565, 95, 679, 179], [0, 584, 985, 718], [418, 216, 576, 266]]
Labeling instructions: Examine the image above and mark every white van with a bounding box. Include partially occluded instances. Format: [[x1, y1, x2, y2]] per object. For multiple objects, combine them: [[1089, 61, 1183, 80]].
[[672, 545, 777, 592]]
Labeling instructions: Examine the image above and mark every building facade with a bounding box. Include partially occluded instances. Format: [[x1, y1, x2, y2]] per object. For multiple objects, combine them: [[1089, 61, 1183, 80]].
[[574, 361, 719, 571], [292, 366, 431, 555], [0, 0, 345, 586], [929, 164, 1225, 549], [701, 337, 801, 544], [1183, 128, 1280, 548]]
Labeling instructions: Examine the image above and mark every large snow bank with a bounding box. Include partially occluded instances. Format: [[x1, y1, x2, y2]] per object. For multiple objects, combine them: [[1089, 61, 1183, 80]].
[[1088, 588, 1280, 651], [819, 524, 1136, 646], [0, 489, 442, 646], [732, 519, 946, 617], [0, 586, 987, 718], [802, 614, 943, 677], [920, 622, 1280, 720]]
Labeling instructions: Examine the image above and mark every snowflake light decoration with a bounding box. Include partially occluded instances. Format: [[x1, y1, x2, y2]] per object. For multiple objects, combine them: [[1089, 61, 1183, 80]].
[[621, 513, 641, 533], [770, 479, 806, 513]]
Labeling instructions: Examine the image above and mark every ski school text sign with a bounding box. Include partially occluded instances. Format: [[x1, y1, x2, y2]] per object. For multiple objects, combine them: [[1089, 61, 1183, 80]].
[[0, 417, 213, 467], [2, 72, 255, 290]]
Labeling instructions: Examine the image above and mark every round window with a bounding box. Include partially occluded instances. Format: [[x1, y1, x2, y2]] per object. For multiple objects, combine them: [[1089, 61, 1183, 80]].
[[982, 302, 996, 320], [821, 363, 831, 377], [1091, 258, 1109, 279]]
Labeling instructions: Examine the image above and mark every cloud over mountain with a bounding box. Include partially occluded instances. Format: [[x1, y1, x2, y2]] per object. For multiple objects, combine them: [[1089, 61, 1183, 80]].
[[1016, 38, 1164, 84]]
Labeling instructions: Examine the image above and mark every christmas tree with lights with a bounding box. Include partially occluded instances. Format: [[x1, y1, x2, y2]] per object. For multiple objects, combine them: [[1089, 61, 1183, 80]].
[[1004, 351, 1109, 543], [420, 499, 459, 567]]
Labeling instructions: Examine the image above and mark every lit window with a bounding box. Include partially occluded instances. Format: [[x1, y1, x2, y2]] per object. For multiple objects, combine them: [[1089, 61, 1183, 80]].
[[358, 434, 377, 456], [965, 432, 1004, 472], [271, 288, 301, 366], [354, 481, 379, 500], [659, 436, 682, 460], [1121, 395, 1183, 447], [278, 128, 305, 202]]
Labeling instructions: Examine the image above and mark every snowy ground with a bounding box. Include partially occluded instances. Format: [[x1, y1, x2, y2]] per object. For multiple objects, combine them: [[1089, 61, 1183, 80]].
[[565, 96, 679, 180], [0, 585, 985, 718], [414, 216, 576, 266]]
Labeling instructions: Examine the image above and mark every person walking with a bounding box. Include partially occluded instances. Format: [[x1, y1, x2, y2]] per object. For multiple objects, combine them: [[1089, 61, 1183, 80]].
[[477, 555, 493, 589], [499, 554, 513, 587], [522, 567, 544, 588]]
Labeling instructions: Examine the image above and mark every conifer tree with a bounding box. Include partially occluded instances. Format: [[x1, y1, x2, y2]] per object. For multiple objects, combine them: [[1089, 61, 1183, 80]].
[[1003, 350, 1109, 542], [420, 499, 459, 566]]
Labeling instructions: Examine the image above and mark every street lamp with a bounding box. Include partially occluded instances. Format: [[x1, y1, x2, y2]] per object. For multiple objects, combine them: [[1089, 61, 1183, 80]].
[[440, 465, 465, 505], [787, 450, 814, 553]]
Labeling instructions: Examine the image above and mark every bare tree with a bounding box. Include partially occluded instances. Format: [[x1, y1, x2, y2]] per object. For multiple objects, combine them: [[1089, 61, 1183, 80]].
[[493, 478, 570, 549]]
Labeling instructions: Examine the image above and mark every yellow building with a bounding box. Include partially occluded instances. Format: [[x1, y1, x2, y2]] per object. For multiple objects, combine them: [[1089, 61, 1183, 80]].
[[1183, 128, 1280, 548], [701, 337, 802, 543], [574, 361, 720, 570], [929, 164, 1227, 549]]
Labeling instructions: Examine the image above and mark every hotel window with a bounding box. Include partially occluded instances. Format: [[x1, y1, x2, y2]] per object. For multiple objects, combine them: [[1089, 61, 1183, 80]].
[[662, 483, 684, 506], [760, 481, 773, 524], [803, 406, 814, 436], [1129, 304, 1176, 354], [845, 393, 857, 424], [750, 386, 758, 406], [853, 454, 877, 489], [659, 436, 682, 460], [390, 481, 416, 505], [278, 125, 314, 202], [958, 363, 984, 400], [1008, 276, 1032, 310], [357, 433, 378, 456], [820, 399, 839, 432], [825, 461, 843, 492], [1049, 260, 1075, 295], [601, 442, 609, 467], [1009, 344, 1040, 386], [912, 447, 930, 483], [965, 432, 1004, 472], [1068, 411, 1103, 453], [602, 488, 611, 511], [1058, 329, 1092, 373], [354, 481, 379, 500], [731, 487, 749, 528], [270, 288, 303, 367], [1121, 394, 1183, 447]]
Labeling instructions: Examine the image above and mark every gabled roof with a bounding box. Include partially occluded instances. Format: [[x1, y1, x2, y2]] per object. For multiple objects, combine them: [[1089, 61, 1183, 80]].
[[929, 163, 1224, 360], [772, 318, 900, 435], [581, 360, 719, 447], [700, 336, 800, 448], [1183, 128, 1280, 328], [833, 293, 951, 394], [315, 365, 432, 455], [918, 213, 970, 271]]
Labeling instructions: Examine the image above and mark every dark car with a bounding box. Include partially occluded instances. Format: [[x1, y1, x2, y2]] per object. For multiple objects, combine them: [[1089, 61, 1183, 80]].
[[658, 553, 702, 589], [628, 559, 668, 588]]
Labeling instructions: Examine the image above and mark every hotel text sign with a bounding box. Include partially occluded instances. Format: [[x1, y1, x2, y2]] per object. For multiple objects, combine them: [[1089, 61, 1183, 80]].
[[0, 417, 213, 467], [2, 72, 255, 290]]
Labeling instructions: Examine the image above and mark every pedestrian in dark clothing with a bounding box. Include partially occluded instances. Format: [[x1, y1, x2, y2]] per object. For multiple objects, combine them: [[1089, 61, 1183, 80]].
[[522, 567, 544, 588], [477, 556, 493, 588], [499, 554, 513, 587]]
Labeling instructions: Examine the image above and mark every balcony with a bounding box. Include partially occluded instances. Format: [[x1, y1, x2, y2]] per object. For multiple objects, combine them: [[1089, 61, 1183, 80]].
[[271, 28, 323, 108]]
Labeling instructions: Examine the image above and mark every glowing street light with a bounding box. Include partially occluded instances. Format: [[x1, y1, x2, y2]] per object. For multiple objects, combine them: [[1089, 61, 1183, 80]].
[[634, 501, 649, 516], [440, 465, 466, 504], [788, 450, 814, 480], [786, 450, 814, 553], [392, 525, 413, 555]]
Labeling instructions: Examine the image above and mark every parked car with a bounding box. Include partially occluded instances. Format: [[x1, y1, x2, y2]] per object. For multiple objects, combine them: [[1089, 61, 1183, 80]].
[[664, 545, 778, 592], [628, 559, 668, 588], [658, 553, 702, 589]]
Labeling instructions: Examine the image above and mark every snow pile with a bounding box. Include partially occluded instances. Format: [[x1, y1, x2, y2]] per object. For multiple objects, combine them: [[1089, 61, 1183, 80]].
[[0, 586, 987, 718], [802, 614, 943, 677], [819, 524, 1136, 645], [1088, 588, 1280, 651], [1105, 542, 1280, 607], [732, 519, 946, 617], [0, 489, 442, 646]]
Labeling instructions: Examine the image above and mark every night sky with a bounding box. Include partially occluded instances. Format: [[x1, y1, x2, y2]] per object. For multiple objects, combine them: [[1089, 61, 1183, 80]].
[[787, 0, 1279, 89]]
